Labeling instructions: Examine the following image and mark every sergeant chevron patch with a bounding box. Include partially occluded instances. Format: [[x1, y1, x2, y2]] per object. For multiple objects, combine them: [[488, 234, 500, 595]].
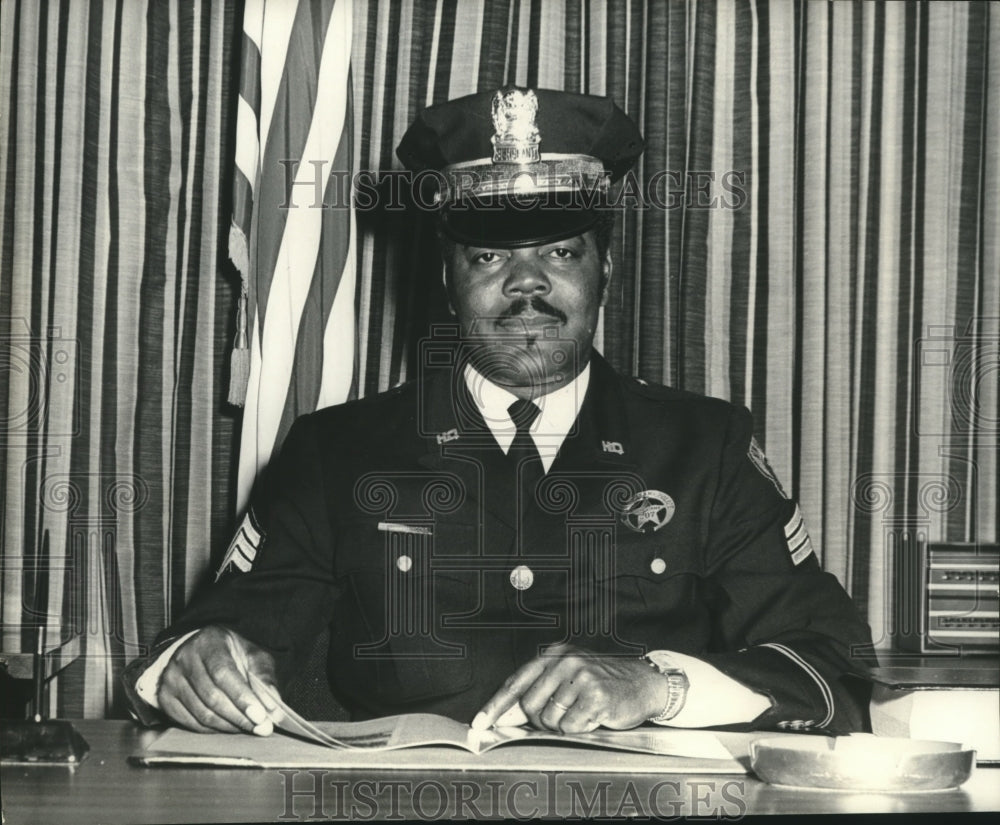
[[216, 509, 265, 581], [748, 437, 789, 498], [784, 505, 814, 565]]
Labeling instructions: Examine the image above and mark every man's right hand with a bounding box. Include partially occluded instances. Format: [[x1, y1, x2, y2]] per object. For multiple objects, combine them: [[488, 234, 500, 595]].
[[157, 626, 283, 735]]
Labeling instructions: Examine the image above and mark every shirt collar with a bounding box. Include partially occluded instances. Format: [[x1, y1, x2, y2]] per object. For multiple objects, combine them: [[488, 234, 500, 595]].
[[463, 361, 591, 472]]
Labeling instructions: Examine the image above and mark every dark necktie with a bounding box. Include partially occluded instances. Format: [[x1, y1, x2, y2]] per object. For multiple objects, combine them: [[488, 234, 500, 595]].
[[506, 399, 544, 539], [507, 399, 542, 475]]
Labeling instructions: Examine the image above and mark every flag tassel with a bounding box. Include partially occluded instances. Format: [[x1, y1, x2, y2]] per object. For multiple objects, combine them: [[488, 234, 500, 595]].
[[228, 288, 250, 407]]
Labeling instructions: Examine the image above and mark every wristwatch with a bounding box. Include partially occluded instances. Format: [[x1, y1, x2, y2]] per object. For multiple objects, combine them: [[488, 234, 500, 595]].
[[643, 652, 690, 723]]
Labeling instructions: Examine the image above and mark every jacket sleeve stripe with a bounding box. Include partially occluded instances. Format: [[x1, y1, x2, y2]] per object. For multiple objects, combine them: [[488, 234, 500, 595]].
[[759, 642, 835, 728], [783, 505, 804, 537], [785, 521, 806, 545]]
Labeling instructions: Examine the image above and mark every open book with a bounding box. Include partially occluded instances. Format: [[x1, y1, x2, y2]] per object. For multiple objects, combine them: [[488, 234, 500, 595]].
[[274, 706, 735, 759], [134, 671, 742, 770], [250, 671, 733, 760]]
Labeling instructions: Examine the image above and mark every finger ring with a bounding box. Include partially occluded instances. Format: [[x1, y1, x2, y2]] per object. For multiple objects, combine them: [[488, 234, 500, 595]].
[[549, 698, 570, 711]]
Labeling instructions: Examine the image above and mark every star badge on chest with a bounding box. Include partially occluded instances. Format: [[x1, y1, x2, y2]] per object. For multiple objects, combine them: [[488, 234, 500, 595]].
[[620, 490, 675, 534]]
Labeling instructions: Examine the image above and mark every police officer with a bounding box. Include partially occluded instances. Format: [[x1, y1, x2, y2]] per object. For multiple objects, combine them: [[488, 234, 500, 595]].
[[124, 87, 873, 737]]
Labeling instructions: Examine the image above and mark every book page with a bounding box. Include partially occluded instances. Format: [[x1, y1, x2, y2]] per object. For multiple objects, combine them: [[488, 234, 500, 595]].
[[321, 714, 483, 752], [248, 672, 732, 760], [250, 673, 476, 751], [247, 672, 350, 748], [481, 725, 735, 760]]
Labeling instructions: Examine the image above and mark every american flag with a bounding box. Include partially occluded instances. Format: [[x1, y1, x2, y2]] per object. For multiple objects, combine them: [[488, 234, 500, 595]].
[[228, 0, 356, 512]]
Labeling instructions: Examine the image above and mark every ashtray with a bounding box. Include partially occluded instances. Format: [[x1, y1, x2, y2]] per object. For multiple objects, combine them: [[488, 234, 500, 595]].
[[749, 734, 975, 792]]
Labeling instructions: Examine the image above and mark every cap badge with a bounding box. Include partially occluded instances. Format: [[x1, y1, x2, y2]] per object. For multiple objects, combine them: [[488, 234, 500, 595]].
[[491, 88, 541, 164], [620, 490, 675, 534]]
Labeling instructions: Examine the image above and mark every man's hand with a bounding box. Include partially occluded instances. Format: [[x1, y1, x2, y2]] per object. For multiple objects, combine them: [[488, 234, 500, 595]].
[[471, 643, 667, 733], [157, 626, 283, 735]]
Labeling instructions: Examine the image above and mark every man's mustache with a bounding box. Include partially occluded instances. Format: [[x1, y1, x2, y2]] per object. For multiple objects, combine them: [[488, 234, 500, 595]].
[[498, 297, 568, 324]]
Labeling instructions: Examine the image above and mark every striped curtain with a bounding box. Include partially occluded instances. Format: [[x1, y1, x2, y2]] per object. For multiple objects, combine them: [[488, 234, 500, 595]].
[[2, 0, 996, 718], [1, 0, 240, 717]]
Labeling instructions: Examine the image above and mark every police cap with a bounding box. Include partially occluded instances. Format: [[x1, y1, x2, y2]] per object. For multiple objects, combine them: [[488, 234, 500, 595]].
[[396, 86, 644, 248]]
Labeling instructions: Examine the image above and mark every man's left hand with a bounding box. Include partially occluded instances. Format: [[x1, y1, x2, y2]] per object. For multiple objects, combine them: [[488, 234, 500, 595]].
[[471, 643, 666, 733]]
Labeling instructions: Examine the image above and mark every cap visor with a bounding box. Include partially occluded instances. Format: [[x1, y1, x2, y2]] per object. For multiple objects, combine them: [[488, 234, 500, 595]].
[[439, 195, 604, 248]]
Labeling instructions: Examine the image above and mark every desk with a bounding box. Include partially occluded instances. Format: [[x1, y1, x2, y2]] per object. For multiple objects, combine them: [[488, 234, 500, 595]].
[[871, 654, 1000, 689], [2, 721, 998, 822]]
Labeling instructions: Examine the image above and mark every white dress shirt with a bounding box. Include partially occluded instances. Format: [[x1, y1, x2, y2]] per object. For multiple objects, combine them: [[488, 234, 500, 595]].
[[462, 361, 590, 472]]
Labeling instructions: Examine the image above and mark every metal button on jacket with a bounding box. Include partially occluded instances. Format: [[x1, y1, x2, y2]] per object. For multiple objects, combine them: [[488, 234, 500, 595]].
[[510, 564, 534, 590], [650, 557, 667, 575], [396, 554, 413, 572]]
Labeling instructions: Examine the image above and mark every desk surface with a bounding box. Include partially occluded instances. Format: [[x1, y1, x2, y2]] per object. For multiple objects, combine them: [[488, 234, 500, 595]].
[[870, 655, 1000, 689], [2, 720, 999, 822]]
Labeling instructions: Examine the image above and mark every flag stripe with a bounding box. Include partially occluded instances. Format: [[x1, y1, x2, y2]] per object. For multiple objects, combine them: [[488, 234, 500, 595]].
[[257, 0, 297, 161], [234, 0, 357, 510], [239, 30, 262, 115], [276, 121, 354, 439], [252, 0, 333, 329], [252, 0, 350, 424]]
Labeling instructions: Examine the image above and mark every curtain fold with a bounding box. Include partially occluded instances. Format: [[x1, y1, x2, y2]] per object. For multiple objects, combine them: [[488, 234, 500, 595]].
[[1, 0, 239, 717], [1, 0, 995, 718]]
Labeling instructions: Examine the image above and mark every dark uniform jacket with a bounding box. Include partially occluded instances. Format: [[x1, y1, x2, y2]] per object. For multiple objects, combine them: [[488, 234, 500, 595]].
[[124, 353, 873, 732]]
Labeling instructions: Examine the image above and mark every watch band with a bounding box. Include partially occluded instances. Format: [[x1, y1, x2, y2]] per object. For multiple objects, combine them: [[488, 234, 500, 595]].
[[642, 653, 690, 723]]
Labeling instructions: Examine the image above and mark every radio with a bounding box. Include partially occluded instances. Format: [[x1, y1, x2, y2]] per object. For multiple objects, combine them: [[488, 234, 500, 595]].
[[899, 543, 1000, 654]]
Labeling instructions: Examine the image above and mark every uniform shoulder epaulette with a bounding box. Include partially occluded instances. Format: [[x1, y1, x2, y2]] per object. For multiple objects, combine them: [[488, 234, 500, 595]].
[[308, 376, 418, 420], [382, 378, 415, 397], [367, 375, 422, 399], [624, 374, 678, 400], [623, 374, 737, 416]]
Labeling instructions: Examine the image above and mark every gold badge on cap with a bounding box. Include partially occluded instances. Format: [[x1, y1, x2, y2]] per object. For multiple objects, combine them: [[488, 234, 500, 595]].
[[620, 490, 675, 534], [491, 88, 541, 164]]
